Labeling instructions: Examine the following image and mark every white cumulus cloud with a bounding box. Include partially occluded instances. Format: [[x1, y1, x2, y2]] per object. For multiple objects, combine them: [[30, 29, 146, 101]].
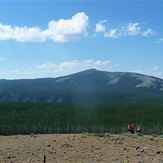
[[103, 22, 154, 39], [43, 12, 88, 42], [95, 20, 107, 33], [0, 24, 45, 42], [124, 23, 141, 36], [104, 28, 121, 39], [0, 12, 89, 43], [142, 28, 154, 37]]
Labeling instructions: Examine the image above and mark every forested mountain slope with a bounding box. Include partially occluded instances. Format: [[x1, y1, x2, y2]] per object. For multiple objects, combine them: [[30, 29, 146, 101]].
[[0, 69, 163, 103]]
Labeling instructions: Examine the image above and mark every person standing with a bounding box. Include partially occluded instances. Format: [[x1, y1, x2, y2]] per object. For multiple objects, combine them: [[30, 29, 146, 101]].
[[137, 124, 141, 134], [131, 124, 134, 134], [128, 124, 131, 133]]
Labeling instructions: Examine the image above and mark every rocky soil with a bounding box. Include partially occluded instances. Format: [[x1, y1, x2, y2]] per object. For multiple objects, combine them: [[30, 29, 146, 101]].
[[0, 133, 163, 163]]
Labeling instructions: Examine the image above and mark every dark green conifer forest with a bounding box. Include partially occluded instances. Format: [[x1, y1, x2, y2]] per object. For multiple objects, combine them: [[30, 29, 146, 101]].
[[0, 103, 162, 135]]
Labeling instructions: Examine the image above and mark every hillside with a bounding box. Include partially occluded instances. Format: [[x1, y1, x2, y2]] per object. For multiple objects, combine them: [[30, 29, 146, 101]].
[[1, 69, 163, 103]]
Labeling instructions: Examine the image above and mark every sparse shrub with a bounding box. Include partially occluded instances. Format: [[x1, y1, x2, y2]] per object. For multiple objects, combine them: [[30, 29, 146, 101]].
[[114, 136, 124, 144], [116, 139, 124, 144], [92, 133, 105, 137], [104, 133, 111, 137], [150, 137, 155, 141], [152, 134, 158, 137]]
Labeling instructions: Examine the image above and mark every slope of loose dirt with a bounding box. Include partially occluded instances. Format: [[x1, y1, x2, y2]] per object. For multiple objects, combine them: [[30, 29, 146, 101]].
[[0, 133, 163, 163]]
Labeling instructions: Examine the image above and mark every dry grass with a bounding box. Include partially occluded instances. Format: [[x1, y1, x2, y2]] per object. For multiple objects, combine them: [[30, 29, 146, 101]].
[[0, 133, 163, 163]]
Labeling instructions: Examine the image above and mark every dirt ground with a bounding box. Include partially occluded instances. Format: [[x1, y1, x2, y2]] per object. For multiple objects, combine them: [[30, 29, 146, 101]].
[[0, 133, 163, 163]]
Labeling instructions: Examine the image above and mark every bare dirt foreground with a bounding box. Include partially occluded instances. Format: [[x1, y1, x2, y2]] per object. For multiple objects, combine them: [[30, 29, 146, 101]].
[[0, 133, 163, 163]]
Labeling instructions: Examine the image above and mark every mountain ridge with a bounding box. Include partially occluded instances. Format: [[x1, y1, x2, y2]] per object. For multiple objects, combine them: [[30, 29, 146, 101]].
[[0, 69, 163, 103]]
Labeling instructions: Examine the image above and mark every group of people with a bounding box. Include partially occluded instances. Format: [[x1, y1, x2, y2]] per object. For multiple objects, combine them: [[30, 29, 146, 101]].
[[128, 124, 141, 134]]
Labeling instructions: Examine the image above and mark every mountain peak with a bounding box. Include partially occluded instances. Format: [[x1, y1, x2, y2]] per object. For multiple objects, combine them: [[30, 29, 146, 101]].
[[0, 69, 163, 103], [80, 68, 99, 73]]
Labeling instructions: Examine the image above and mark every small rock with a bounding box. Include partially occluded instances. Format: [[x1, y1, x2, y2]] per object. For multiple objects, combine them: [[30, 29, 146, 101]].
[[143, 147, 149, 150], [62, 143, 70, 147], [7, 156, 11, 159], [135, 146, 140, 150], [136, 153, 142, 156], [155, 150, 161, 154], [95, 147, 100, 150], [65, 144, 69, 147], [64, 157, 68, 160], [149, 154, 154, 156], [139, 149, 144, 153]]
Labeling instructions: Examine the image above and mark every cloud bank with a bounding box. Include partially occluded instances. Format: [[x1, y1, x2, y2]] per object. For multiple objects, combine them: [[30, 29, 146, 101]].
[[37, 59, 118, 76], [0, 12, 89, 43], [0, 13, 156, 43], [95, 21, 154, 39], [3, 59, 119, 79], [3, 61, 163, 80]]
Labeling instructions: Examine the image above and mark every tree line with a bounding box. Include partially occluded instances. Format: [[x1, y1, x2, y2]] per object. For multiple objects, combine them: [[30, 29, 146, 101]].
[[0, 103, 162, 135]]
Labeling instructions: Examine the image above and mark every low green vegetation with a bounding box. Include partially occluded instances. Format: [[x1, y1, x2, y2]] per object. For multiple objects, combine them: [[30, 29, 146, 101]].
[[0, 103, 162, 135]]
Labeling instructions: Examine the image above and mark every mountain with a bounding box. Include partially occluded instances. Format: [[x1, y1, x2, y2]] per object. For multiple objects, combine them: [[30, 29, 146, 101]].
[[1, 69, 163, 103]]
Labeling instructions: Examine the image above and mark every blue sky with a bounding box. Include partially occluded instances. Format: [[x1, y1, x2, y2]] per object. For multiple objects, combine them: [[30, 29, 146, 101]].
[[0, 1, 163, 79]]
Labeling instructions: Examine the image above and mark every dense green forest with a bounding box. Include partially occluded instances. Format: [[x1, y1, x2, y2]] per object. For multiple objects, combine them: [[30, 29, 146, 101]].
[[0, 103, 163, 135]]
